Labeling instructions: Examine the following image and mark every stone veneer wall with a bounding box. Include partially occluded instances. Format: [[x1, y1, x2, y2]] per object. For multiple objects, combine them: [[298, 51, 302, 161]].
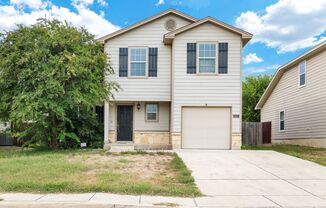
[[134, 131, 170, 145], [107, 130, 170, 145], [107, 130, 242, 150], [231, 133, 241, 150], [108, 130, 116, 143], [171, 133, 181, 149]]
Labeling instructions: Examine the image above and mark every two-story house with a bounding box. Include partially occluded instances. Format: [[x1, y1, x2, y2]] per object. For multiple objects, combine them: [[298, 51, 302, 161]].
[[256, 40, 326, 148], [98, 9, 252, 150]]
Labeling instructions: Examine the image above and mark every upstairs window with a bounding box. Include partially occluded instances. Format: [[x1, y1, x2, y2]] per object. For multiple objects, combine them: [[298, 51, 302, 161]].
[[299, 61, 306, 87], [279, 111, 285, 131], [130, 48, 147, 77], [146, 104, 158, 121], [198, 43, 216, 73]]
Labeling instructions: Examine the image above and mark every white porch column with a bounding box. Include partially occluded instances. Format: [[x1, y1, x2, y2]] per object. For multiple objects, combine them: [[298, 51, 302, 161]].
[[103, 101, 110, 149]]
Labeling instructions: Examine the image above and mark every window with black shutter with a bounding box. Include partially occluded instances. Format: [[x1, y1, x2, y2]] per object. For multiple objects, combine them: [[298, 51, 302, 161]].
[[198, 43, 217, 73], [218, 43, 228, 74], [148, 48, 158, 77], [119, 48, 128, 77], [187, 43, 196, 74]]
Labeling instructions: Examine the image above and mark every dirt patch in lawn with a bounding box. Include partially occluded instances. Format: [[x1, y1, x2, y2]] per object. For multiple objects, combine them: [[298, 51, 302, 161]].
[[67, 152, 174, 179]]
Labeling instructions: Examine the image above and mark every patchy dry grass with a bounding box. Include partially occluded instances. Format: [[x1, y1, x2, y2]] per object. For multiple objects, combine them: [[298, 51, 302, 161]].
[[67, 151, 174, 180], [0, 148, 200, 197], [242, 144, 326, 166]]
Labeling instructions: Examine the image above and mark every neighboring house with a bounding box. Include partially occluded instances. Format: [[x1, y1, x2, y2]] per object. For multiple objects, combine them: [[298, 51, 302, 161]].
[[256, 41, 326, 148], [0, 122, 12, 146], [98, 9, 252, 150], [0, 122, 6, 132]]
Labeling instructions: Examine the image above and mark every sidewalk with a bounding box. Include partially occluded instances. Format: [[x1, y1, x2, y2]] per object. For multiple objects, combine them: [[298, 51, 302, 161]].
[[2, 192, 326, 207], [1, 193, 195, 208], [0, 192, 281, 208]]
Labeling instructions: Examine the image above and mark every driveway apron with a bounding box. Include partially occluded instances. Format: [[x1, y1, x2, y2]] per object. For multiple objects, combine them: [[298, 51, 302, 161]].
[[176, 149, 326, 207]]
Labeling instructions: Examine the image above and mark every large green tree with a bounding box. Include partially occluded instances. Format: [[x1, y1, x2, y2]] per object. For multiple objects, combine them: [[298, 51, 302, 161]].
[[0, 19, 116, 148], [242, 75, 272, 122]]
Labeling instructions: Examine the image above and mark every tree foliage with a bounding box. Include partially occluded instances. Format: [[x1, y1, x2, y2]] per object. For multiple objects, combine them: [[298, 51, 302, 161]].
[[0, 19, 117, 148], [242, 75, 272, 122]]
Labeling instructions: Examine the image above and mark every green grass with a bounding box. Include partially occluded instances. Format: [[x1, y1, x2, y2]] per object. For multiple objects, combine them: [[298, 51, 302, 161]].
[[242, 144, 326, 166], [118, 158, 131, 164], [0, 148, 200, 197], [170, 155, 196, 184]]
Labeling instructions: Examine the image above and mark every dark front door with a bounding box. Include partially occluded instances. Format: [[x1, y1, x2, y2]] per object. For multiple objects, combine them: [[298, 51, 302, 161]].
[[117, 105, 133, 142]]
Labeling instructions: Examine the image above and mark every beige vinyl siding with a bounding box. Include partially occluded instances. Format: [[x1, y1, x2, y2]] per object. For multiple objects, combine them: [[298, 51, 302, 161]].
[[109, 102, 170, 132], [261, 49, 326, 140], [172, 23, 242, 133], [105, 14, 192, 101]]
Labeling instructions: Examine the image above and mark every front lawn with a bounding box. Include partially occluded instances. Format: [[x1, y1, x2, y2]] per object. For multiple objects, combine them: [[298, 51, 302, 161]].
[[0, 149, 201, 197], [242, 144, 326, 166]]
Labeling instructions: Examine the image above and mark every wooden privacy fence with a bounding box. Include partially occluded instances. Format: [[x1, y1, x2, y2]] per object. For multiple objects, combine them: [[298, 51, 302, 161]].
[[242, 121, 271, 146]]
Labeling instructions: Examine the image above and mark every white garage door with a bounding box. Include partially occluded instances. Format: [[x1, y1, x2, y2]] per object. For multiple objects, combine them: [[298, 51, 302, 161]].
[[182, 107, 231, 149]]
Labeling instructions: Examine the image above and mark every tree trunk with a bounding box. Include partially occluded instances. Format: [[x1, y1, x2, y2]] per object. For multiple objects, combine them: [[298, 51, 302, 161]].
[[49, 116, 59, 149]]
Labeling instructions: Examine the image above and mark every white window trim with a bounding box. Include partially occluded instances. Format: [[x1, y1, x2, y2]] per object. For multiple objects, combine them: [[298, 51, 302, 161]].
[[298, 60, 306, 87], [128, 47, 148, 78], [196, 42, 219, 75], [145, 103, 159, 122], [279, 110, 285, 132]]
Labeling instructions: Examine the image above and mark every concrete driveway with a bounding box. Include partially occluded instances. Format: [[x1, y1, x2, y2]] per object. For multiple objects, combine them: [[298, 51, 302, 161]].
[[176, 149, 326, 207]]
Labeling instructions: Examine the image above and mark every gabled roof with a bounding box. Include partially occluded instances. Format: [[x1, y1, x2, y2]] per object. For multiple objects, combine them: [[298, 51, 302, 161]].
[[98, 9, 197, 43], [163, 17, 253, 46], [255, 40, 326, 110]]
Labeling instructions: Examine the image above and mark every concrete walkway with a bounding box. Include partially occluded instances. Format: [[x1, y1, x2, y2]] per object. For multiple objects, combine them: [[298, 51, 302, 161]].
[[176, 149, 326, 207]]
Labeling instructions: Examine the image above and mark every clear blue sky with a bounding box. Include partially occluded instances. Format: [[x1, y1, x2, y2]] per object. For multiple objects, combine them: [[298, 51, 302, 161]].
[[1, 0, 325, 77]]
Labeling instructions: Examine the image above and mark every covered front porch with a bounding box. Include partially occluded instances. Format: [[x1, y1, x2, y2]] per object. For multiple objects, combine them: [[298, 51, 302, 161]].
[[103, 101, 171, 150]]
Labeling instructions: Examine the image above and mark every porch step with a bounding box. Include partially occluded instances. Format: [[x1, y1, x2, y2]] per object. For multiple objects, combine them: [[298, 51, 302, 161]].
[[107, 143, 135, 152]]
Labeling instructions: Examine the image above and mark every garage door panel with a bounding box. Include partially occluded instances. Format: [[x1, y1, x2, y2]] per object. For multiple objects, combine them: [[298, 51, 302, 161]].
[[182, 107, 231, 149]]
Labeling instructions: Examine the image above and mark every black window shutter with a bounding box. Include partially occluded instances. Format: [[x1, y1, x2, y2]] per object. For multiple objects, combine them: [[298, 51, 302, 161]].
[[148, 48, 158, 77], [218, 43, 228, 74], [119, 48, 128, 77], [187, 43, 196, 74]]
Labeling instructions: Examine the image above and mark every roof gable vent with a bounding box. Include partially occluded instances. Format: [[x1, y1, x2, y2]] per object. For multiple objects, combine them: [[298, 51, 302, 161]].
[[165, 19, 177, 31]]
